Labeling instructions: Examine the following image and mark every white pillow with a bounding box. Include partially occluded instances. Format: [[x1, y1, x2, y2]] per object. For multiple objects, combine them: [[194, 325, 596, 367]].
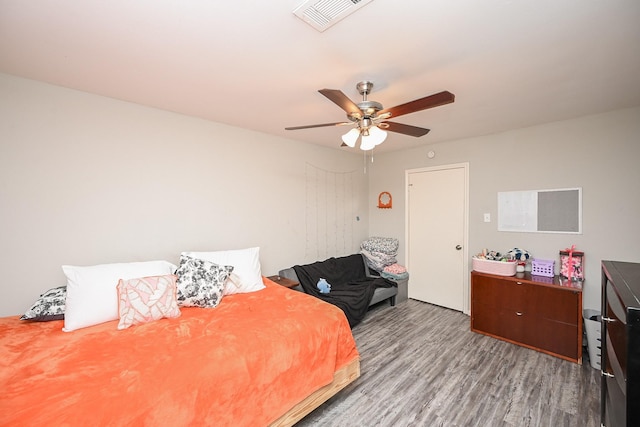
[[62, 260, 177, 332], [182, 247, 264, 294]]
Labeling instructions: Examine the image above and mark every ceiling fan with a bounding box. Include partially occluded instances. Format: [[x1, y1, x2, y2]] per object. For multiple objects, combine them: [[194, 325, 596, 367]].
[[285, 81, 455, 150]]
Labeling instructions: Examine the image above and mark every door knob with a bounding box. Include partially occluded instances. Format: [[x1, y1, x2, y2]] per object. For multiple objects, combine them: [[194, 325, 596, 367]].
[[455, 245, 462, 250]]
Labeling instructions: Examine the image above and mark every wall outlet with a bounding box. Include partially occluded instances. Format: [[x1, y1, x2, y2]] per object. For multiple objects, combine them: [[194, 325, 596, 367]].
[[484, 213, 491, 223]]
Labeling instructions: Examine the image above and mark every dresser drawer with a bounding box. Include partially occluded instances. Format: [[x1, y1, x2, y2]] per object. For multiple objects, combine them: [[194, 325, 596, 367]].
[[473, 273, 579, 324], [471, 273, 528, 311], [604, 281, 628, 379], [528, 318, 579, 359], [528, 285, 580, 325], [603, 371, 626, 427], [471, 303, 528, 343], [472, 304, 579, 359]]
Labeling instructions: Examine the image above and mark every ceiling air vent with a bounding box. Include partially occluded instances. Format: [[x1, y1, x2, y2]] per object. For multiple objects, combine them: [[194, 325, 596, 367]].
[[293, 0, 375, 32]]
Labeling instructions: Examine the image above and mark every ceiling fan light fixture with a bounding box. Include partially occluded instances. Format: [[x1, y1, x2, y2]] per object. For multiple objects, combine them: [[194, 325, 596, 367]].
[[341, 128, 360, 148], [359, 134, 376, 151], [360, 126, 386, 151], [368, 125, 387, 146]]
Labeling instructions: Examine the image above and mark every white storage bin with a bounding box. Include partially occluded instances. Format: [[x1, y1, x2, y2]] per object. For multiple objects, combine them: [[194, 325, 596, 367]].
[[583, 309, 601, 369], [472, 257, 517, 276]]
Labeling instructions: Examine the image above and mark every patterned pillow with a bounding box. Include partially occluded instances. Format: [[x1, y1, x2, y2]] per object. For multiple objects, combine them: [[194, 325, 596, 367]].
[[175, 255, 233, 308], [182, 247, 264, 295], [21, 286, 66, 321], [117, 275, 181, 330]]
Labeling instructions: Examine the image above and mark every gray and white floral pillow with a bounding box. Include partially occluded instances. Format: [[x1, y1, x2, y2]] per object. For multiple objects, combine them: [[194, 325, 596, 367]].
[[175, 255, 233, 308], [21, 286, 66, 321]]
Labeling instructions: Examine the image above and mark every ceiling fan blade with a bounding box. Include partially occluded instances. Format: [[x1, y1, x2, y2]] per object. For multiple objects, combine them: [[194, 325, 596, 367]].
[[379, 91, 455, 119], [318, 89, 362, 117], [383, 121, 431, 137], [285, 121, 350, 130]]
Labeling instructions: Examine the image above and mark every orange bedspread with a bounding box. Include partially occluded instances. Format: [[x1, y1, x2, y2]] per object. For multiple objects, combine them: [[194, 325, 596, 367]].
[[0, 279, 359, 426]]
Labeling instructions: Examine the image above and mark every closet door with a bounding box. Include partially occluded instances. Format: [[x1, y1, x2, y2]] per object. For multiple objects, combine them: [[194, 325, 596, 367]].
[[406, 164, 468, 311]]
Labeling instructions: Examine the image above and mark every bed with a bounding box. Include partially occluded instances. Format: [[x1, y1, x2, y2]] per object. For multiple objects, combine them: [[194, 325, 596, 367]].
[[0, 277, 360, 426]]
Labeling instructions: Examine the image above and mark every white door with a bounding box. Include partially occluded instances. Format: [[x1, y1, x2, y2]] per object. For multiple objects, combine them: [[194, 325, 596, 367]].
[[406, 164, 468, 311]]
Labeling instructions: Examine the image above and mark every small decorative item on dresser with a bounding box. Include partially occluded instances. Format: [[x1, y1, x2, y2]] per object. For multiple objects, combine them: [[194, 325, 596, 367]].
[[531, 258, 555, 278], [559, 245, 584, 281], [507, 248, 530, 273], [471, 257, 517, 276]]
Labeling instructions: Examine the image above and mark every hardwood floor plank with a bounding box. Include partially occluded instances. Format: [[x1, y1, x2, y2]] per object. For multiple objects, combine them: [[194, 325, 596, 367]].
[[297, 299, 600, 427]]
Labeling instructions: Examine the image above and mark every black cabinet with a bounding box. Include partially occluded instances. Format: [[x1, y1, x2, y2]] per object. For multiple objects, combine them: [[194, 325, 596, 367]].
[[601, 261, 640, 427]]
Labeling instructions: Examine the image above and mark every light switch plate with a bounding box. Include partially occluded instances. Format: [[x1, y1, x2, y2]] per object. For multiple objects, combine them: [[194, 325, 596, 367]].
[[484, 213, 491, 223]]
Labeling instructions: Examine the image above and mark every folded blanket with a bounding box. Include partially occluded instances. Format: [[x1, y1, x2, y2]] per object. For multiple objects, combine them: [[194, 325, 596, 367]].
[[361, 237, 399, 256], [361, 249, 397, 272], [381, 271, 409, 281], [384, 263, 407, 275], [293, 254, 395, 327]]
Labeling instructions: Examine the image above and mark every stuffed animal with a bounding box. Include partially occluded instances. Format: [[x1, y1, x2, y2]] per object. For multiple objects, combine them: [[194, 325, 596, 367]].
[[480, 248, 505, 261], [317, 278, 331, 294], [508, 248, 530, 262], [507, 248, 530, 272]]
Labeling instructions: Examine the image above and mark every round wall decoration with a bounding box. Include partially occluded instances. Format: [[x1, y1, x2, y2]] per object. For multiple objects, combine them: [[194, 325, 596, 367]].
[[378, 191, 392, 209]]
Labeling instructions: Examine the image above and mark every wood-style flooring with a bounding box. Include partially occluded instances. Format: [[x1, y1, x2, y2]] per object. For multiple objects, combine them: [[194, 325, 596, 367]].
[[297, 299, 600, 427]]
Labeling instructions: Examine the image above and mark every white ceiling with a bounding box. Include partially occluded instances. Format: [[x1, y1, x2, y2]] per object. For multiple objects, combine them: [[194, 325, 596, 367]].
[[1, 0, 639, 153]]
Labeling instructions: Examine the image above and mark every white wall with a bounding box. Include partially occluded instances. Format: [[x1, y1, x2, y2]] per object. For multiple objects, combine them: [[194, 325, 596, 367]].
[[368, 106, 640, 311], [0, 74, 369, 316], [3, 72, 639, 317]]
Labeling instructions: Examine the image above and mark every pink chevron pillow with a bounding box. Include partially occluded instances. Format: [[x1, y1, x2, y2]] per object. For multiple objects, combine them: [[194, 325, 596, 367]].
[[117, 275, 181, 330]]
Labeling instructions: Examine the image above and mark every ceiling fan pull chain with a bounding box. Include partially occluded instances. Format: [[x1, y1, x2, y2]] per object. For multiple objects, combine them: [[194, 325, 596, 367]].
[[363, 151, 367, 174]]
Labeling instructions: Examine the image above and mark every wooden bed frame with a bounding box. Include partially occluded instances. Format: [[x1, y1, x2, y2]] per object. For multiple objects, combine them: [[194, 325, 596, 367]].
[[271, 357, 361, 426]]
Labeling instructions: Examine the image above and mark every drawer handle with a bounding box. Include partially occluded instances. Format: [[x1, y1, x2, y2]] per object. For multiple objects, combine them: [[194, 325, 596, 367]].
[[602, 316, 616, 323], [602, 371, 614, 378], [515, 311, 523, 316]]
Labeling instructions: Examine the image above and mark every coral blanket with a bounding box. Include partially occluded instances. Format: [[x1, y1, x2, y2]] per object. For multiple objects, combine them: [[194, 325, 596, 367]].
[[0, 279, 358, 426]]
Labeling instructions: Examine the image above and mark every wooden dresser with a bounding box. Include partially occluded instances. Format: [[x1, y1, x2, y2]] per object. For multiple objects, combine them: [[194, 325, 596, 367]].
[[471, 270, 583, 363], [601, 261, 640, 427]]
